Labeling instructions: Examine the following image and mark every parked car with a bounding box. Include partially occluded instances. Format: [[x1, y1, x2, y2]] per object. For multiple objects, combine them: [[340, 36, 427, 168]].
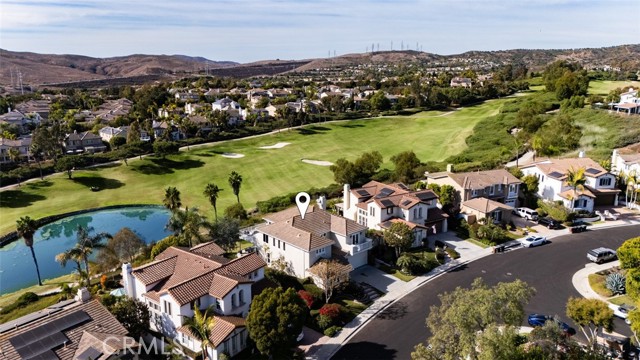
[[516, 207, 539, 221], [609, 303, 635, 324], [528, 314, 576, 336], [520, 235, 548, 248], [587, 248, 617, 264], [538, 217, 561, 229]]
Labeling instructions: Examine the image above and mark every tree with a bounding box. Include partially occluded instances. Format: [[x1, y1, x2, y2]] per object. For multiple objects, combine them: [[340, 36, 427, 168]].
[[203, 183, 222, 220], [391, 151, 422, 183], [208, 217, 240, 251], [308, 259, 352, 304], [564, 167, 587, 209], [228, 171, 243, 203], [167, 207, 207, 247], [30, 143, 45, 180], [109, 136, 126, 150], [623, 170, 639, 208], [8, 147, 21, 164], [107, 227, 145, 263], [246, 287, 307, 358], [127, 120, 142, 143], [224, 203, 248, 220], [55, 155, 83, 179], [153, 141, 179, 159], [56, 248, 85, 283], [566, 297, 613, 348], [182, 306, 216, 360], [330, 151, 383, 187], [163, 186, 182, 212], [427, 184, 456, 209], [369, 91, 391, 111], [412, 278, 535, 360], [329, 158, 358, 185], [383, 222, 415, 258], [616, 236, 640, 269], [73, 225, 111, 287], [16, 216, 42, 286], [109, 298, 150, 338], [521, 174, 539, 208]]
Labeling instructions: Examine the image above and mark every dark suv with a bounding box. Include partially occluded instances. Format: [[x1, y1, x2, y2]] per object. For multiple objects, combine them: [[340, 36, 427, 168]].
[[538, 217, 561, 229]]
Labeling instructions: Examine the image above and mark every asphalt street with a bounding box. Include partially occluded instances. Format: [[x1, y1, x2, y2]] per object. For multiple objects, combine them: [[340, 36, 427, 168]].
[[332, 225, 640, 360]]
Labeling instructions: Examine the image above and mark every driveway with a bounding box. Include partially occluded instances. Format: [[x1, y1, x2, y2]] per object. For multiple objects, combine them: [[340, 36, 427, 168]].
[[350, 265, 405, 294]]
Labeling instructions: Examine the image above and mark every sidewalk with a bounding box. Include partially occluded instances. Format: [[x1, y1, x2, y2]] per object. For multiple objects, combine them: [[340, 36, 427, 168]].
[[307, 216, 640, 360], [572, 260, 620, 301]]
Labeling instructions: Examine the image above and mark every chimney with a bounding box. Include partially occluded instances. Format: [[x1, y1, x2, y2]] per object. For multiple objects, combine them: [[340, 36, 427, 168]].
[[578, 151, 585, 158], [317, 195, 327, 211], [75, 287, 91, 303], [122, 263, 135, 298], [446, 164, 453, 173], [343, 184, 351, 211]]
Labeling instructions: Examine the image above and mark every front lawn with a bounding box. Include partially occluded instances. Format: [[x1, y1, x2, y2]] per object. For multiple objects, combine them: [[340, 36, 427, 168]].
[[609, 295, 635, 306], [588, 273, 613, 297]]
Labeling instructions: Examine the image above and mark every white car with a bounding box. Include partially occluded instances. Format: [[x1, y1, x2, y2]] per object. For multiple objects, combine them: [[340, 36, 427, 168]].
[[609, 303, 634, 325], [519, 235, 548, 248]]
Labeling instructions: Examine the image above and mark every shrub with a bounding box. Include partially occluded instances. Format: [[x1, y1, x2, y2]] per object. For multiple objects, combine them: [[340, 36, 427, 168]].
[[445, 248, 460, 259], [319, 304, 343, 319], [17, 292, 39, 306], [606, 272, 626, 295], [324, 326, 342, 337], [224, 203, 248, 220], [265, 268, 303, 291], [317, 314, 333, 330], [150, 235, 178, 259], [298, 290, 314, 308], [303, 283, 325, 304]]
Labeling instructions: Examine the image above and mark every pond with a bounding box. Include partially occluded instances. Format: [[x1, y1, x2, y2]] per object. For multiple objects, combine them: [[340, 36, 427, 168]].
[[0, 206, 173, 294]]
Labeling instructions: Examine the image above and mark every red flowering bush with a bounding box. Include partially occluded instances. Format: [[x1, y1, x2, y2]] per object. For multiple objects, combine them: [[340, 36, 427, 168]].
[[319, 303, 342, 319], [298, 290, 314, 308]]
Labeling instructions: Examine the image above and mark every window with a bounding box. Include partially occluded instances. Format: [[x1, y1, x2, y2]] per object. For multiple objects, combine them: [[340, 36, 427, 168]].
[[351, 233, 360, 244], [232, 293, 238, 308], [471, 189, 479, 197], [239, 289, 245, 305], [509, 184, 517, 194], [413, 209, 417, 218], [266, 252, 271, 263], [599, 177, 612, 186], [163, 301, 172, 316], [282, 242, 286, 250], [277, 239, 281, 249], [215, 298, 221, 310], [489, 186, 495, 195], [387, 207, 393, 214], [419, 207, 423, 218], [316, 247, 326, 255], [263, 234, 268, 243], [369, 207, 375, 216], [272, 238, 275, 246]]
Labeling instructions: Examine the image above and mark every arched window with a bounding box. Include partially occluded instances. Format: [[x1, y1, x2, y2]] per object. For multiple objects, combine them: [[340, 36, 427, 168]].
[[239, 289, 245, 305]]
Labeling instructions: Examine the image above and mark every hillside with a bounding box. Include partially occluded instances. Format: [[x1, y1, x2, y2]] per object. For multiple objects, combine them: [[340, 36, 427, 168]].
[[0, 49, 237, 87], [296, 44, 640, 72]]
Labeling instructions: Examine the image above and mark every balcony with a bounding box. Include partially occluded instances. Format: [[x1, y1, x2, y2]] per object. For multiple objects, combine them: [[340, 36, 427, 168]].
[[349, 239, 373, 255]]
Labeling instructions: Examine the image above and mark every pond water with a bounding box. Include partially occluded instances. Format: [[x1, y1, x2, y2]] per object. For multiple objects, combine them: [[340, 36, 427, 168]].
[[0, 206, 173, 294]]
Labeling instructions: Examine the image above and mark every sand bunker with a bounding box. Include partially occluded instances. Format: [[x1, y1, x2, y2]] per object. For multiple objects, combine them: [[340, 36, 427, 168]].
[[221, 153, 245, 158], [302, 159, 333, 166], [259, 142, 291, 149]]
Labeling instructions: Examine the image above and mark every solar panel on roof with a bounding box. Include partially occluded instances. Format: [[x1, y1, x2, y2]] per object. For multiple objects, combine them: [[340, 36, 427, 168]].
[[26, 350, 58, 360], [415, 192, 435, 201], [585, 168, 601, 175], [16, 331, 68, 359], [379, 188, 395, 196], [548, 171, 563, 178], [356, 189, 370, 197], [380, 199, 395, 208], [76, 346, 103, 360], [401, 200, 412, 206], [397, 184, 409, 190]]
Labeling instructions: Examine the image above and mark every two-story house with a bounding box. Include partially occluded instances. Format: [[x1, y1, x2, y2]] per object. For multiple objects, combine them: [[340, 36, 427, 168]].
[[122, 242, 266, 360], [520, 157, 620, 211], [341, 181, 447, 245], [254, 202, 372, 279], [615, 88, 640, 115], [0, 137, 32, 163], [425, 168, 520, 223], [612, 142, 640, 177], [99, 126, 129, 143], [0, 109, 40, 134], [64, 131, 107, 153]]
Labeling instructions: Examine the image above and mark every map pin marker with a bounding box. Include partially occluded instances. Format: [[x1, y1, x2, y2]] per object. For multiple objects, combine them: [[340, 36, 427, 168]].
[[295, 192, 311, 219]]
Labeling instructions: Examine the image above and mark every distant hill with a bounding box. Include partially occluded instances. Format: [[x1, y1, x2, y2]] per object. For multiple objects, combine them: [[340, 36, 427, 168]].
[[1, 45, 638, 88], [0, 49, 238, 87], [296, 44, 640, 72]]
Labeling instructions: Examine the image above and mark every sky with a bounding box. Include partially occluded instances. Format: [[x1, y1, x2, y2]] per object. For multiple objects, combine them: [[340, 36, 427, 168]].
[[1, 0, 639, 63]]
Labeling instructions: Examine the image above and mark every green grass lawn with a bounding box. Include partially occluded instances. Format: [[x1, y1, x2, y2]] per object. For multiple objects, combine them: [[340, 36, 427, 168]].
[[589, 80, 640, 95], [609, 295, 635, 306], [0, 102, 504, 236], [588, 273, 613, 297], [0, 294, 61, 323], [0, 273, 76, 308]]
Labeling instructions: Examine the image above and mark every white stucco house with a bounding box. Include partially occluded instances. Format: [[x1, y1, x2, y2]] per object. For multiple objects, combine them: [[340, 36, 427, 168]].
[[520, 157, 620, 211], [614, 88, 640, 115], [253, 202, 371, 279], [122, 242, 266, 360], [612, 142, 640, 177], [340, 181, 447, 247]]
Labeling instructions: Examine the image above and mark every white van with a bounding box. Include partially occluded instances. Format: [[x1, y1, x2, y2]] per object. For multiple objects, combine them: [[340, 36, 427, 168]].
[[516, 207, 539, 221]]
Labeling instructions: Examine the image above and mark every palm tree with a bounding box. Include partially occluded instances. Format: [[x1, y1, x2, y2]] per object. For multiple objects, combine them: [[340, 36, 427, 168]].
[[203, 183, 222, 220], [73, 225, 111, 287], [163, 186, 182, 212], [183, 306, 216, 360], [565, 167, 587, 209], [16, 216, 42, 286], [626, 170, 639, 209], [56, 249, 85, 284], [30, 143, 45, 180], [167, 207, 207, 247], [228, 171, 243, 203]]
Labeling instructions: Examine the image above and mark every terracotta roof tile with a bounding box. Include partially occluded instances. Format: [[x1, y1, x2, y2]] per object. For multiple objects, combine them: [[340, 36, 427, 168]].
[[167, 271, 217, 305], [222, 253, 266, 277], [443, 169, 522, 189], [0, 300, 132, 360], [191, 241, 226, 257], [132, 256, 178, 285], [462, 197, 514, 213], [523, 157, 608, 178], [177, 316, 246, 347]]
